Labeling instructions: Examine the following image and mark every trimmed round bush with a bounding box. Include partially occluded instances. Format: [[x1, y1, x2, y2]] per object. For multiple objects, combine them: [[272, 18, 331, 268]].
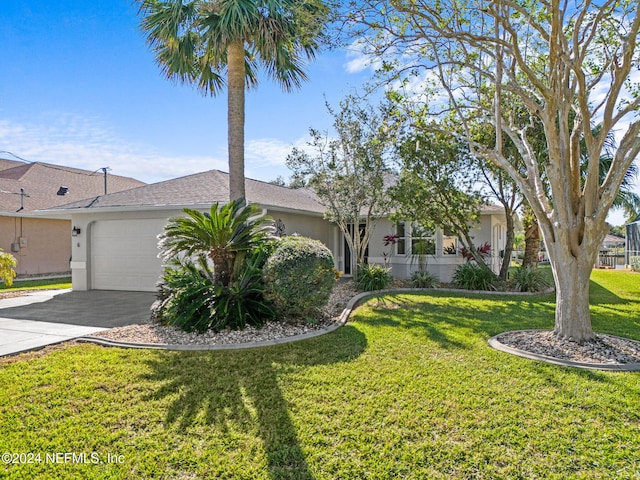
[[263, 236, 337, 319]]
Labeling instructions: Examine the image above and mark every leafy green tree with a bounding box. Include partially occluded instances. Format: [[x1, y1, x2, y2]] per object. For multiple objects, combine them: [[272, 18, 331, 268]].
[[0, 249, 16, 287], [286, 96, 394, 276], [390, 127, 490, 268], [159, 199, 274, 286], [350, 0, 640, 341], [138, 0, 329, 201]]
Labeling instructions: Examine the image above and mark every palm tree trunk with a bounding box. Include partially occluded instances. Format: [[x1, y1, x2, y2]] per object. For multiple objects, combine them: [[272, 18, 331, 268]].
[[227, 40, 246, 203]]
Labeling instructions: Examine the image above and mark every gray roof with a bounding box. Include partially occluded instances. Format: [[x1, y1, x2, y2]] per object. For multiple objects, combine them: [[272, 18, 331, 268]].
[[0, 160, 145, 213], [48, 169, 326, 214]]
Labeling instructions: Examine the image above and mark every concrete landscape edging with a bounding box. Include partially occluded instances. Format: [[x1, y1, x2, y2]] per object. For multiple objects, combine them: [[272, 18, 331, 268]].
[[488, 330, 640, 372], [76, 286, 554, 352]]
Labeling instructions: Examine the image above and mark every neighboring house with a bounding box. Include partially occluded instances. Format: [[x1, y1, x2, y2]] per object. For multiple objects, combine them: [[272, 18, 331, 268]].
[[627, 220, 640, 268], [596, 234, 626, 269], [0, 159, 145, 277], [42, 169, 507, 292]]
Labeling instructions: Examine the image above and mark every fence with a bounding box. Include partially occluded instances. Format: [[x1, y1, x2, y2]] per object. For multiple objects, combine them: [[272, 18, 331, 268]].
[[628, 250, 640, 271]]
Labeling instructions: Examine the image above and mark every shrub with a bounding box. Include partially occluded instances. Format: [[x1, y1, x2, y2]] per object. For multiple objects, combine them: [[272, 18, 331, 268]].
[[410, 270, 439, 288], [356, 263, 392, 291], [511, 266, 551, 292], [0, 249, 17, 287], [263, 236, 337, 319], [154, 250, 276, 333], [452, 263, 498, 291]]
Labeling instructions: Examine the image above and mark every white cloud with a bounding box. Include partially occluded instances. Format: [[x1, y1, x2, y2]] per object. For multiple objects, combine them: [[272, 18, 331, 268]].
[[343, 38, 382, 74], [0, 115, 313, 185]]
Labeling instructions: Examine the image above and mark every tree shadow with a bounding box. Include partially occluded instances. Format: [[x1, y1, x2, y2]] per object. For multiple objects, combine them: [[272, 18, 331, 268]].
[[588, 279, 627, 305], [353, 291, 557, 351], [141, 325, 367, 479]]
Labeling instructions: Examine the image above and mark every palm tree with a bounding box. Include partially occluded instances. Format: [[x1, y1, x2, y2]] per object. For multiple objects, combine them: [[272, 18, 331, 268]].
[[159, 199, 274, 286], [138, 0, 328, 201]]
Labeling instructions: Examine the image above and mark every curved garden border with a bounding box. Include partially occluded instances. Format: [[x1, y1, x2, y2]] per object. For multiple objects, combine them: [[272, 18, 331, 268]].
[[76, 286, 551, 352], [488, 330, 640, 372], [78, 285, 640, 371]]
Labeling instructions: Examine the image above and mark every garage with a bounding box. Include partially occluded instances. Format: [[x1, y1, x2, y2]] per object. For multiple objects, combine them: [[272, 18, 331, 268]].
[[91, 218, 168, 291]]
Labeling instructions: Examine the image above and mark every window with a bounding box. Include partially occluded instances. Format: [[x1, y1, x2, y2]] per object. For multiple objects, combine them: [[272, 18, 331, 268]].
[[442, 228, 458, 255], [411, 225, 436, 255], [395, 222, 436, 255], [396, 222, 406, 255]]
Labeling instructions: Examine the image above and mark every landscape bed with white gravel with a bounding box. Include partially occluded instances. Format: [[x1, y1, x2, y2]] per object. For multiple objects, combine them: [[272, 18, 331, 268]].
[[80, 281, 640, 367]]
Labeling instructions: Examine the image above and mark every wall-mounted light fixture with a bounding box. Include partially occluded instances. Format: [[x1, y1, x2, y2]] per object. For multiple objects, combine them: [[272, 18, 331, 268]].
[[72, 226, 81, 237], [57, 186, 69, 196]]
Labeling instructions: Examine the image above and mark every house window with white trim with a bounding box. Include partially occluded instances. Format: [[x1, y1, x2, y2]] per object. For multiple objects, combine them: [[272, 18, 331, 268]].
[[442, 228, 458, 255], [395, 222, 436, 255], [411, 225, 436, 255], [396, 222, 406, 255]]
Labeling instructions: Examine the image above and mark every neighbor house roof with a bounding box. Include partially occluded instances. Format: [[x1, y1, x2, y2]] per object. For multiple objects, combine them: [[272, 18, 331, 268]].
[[0, 161, 145, 213], [46, 169, 327, 214]]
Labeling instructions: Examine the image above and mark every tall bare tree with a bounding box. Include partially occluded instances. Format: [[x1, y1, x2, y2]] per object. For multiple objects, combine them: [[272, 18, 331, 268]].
[[350, 0, 640, 341]]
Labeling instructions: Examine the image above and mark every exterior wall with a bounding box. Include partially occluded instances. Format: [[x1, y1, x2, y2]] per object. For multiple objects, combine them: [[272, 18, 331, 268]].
[[69, 205, 506, 291], [0, 216, 71, 276], [364, 213, 507, 283], [70, 208, 339, 291]]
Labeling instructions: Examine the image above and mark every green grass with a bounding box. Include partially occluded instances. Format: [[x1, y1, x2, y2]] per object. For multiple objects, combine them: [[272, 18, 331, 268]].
[[0, 277, 72, 292], [1, 270, 639, 479]]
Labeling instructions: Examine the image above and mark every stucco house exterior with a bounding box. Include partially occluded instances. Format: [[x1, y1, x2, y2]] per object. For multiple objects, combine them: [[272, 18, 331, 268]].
[[0, 158, 145, 277], [42, 169, 507, 291]]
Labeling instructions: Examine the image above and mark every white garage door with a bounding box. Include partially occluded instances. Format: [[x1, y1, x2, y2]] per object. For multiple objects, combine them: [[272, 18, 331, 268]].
[[91, 218, 168, 291]]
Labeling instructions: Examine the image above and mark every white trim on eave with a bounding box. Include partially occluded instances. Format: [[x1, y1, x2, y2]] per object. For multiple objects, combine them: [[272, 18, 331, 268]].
[[35, 202, 327, 218]]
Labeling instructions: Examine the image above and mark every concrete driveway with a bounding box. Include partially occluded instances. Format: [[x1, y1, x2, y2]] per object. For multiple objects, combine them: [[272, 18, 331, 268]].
[[0, 290, 156, 357]]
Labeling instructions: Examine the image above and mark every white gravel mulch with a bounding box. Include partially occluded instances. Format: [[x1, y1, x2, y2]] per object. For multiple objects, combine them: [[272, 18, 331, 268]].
[[83, 281, 640, 366], [87, 280, 358, 346], [495, 330, 640, 365]]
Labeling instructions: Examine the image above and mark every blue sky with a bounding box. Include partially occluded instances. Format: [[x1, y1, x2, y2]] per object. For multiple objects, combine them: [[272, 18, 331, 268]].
[[0, 1, 370, 185], [1, 1, 636, 225]]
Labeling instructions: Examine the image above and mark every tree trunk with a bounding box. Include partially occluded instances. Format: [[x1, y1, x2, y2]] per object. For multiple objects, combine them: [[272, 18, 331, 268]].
[[227, 40, 246, 203], [499, 211, 515, 280], [522, 204, 540, 268], [546, 244, 595, 341]]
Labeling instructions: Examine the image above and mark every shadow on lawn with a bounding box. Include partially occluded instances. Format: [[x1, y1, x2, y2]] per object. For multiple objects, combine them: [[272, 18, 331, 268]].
[[142, 325, 367, 480], [355, 291, 557, 349]]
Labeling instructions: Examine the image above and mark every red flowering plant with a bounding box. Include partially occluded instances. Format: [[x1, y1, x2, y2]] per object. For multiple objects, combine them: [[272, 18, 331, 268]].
[[459, 242, 491, 263], [382, 234, 400, 267]]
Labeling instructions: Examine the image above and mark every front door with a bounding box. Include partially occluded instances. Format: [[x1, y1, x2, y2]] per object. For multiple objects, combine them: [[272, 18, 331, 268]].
[[344, 223, 368, 275]]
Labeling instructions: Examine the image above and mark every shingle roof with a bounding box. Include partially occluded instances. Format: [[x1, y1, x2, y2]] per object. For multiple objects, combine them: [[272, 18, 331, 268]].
[[48, 169, 326, 214], [0, 162, 145, 212]]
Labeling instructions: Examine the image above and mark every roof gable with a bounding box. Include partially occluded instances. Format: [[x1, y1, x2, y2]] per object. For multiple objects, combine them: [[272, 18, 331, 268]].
[[49, 169, 326, 214]]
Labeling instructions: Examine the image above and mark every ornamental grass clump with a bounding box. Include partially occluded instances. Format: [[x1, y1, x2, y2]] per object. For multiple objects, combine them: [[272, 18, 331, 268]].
[[511, 265, 551, 292], [263, 236, 337, 319], [452, 263, 499, 291], [356, 263, 392, 291], [410, 270, 439, 288]]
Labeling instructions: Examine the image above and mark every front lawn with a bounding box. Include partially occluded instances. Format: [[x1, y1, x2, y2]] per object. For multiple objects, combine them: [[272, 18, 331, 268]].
[[0, 270, 639, 479], [0, 277, 72, 293]]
